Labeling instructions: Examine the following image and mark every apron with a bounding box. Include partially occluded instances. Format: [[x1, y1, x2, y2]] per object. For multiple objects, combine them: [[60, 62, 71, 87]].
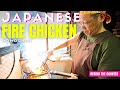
[[71, 32, 113, 79]]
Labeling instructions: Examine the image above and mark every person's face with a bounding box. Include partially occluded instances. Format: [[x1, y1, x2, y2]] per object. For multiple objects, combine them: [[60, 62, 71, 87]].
[[79, 14, 103, 36]]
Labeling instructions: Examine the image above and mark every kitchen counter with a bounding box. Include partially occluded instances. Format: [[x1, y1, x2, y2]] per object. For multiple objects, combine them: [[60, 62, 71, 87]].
[[46, 59, 72, 79]]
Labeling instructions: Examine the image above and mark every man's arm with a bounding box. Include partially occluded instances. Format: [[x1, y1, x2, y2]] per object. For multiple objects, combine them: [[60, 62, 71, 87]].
[[47, 32, 80, 56], [53, 32, 80, 50]]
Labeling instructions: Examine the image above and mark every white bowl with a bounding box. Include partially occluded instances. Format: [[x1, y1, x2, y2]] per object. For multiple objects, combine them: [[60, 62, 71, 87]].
[[49, 54, 63, 61]]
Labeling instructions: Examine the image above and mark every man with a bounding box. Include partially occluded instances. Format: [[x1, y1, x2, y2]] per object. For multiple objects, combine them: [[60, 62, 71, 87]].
[[47, 11, 120, 79]]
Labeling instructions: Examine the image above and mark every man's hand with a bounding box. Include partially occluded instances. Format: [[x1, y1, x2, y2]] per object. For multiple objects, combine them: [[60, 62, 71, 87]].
[[47, 49, 54, 58], [67, 73, 78, 79]]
